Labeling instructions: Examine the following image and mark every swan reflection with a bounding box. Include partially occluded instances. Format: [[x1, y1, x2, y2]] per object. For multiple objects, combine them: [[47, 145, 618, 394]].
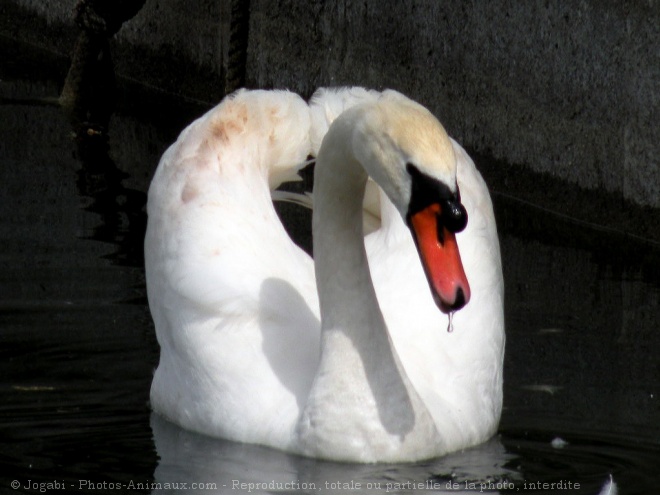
[[151, 413, 517, 494]]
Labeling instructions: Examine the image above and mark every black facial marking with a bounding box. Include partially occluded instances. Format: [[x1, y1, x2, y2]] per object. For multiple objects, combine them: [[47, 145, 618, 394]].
[[406, 163, 468, 233], [406, 163, 452, 216], [441, 197, 468, 233]]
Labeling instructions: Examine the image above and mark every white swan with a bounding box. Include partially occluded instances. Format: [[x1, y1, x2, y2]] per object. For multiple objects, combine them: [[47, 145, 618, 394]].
[[145, 87, 504, 463]]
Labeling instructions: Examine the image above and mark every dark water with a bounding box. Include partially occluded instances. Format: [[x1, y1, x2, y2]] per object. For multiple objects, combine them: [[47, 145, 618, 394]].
[[1, 39, 658, 494]]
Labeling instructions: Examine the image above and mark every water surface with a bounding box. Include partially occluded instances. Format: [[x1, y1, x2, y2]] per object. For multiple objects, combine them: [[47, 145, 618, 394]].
[[1, 39, 658, 494]]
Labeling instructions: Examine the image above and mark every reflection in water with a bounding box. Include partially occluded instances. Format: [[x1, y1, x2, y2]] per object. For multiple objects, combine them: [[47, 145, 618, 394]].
[[151, 414, 517, 494], [74, 130, 147, 268], [63, 0, 149, 268], [151, 413, 660, 494], [60, 0, 146, 133], [0, 1, 149, 267]]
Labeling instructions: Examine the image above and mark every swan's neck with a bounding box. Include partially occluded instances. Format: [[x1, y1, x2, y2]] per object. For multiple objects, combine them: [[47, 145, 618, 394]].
[[314, 154, 377, 343], [297, 116, 441, 462]]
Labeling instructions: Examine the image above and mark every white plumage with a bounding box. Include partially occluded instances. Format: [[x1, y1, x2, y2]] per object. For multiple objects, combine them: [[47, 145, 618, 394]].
[[145, 87, 504, 462]]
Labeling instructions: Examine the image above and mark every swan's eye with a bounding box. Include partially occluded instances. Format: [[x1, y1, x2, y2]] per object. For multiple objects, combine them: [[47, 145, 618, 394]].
[[441, 199, 468, 233]]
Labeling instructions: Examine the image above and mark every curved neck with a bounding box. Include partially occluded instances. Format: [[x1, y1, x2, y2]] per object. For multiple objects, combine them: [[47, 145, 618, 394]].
[[312, 119, 384, 348], [300, 114, 440, 460]]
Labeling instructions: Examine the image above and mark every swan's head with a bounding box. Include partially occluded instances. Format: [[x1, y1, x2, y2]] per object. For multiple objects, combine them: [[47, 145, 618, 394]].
[[352, 91, 471, 313]]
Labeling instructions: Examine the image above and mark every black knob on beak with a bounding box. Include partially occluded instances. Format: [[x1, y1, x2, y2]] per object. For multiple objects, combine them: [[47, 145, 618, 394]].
[[441, 199, 468, 233]]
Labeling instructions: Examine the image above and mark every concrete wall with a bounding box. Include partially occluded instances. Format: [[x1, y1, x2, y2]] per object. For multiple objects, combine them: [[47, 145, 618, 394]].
[[247, 0, 659, 208], [3, 0, 659, 208]]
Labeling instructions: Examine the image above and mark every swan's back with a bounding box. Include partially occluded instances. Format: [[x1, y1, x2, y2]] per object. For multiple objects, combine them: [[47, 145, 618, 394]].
[[146, 90, 319, 448]]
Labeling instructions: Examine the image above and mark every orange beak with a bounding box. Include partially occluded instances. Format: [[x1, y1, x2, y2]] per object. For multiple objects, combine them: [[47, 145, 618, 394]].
[[408, 203, 471, 313]]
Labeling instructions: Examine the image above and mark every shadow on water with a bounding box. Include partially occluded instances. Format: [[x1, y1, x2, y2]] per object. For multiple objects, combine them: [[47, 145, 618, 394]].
[[0, 38, 658, 494]]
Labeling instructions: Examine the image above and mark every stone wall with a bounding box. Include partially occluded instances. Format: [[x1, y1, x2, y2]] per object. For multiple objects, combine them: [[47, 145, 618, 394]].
[[3, 0, 658, 208]]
